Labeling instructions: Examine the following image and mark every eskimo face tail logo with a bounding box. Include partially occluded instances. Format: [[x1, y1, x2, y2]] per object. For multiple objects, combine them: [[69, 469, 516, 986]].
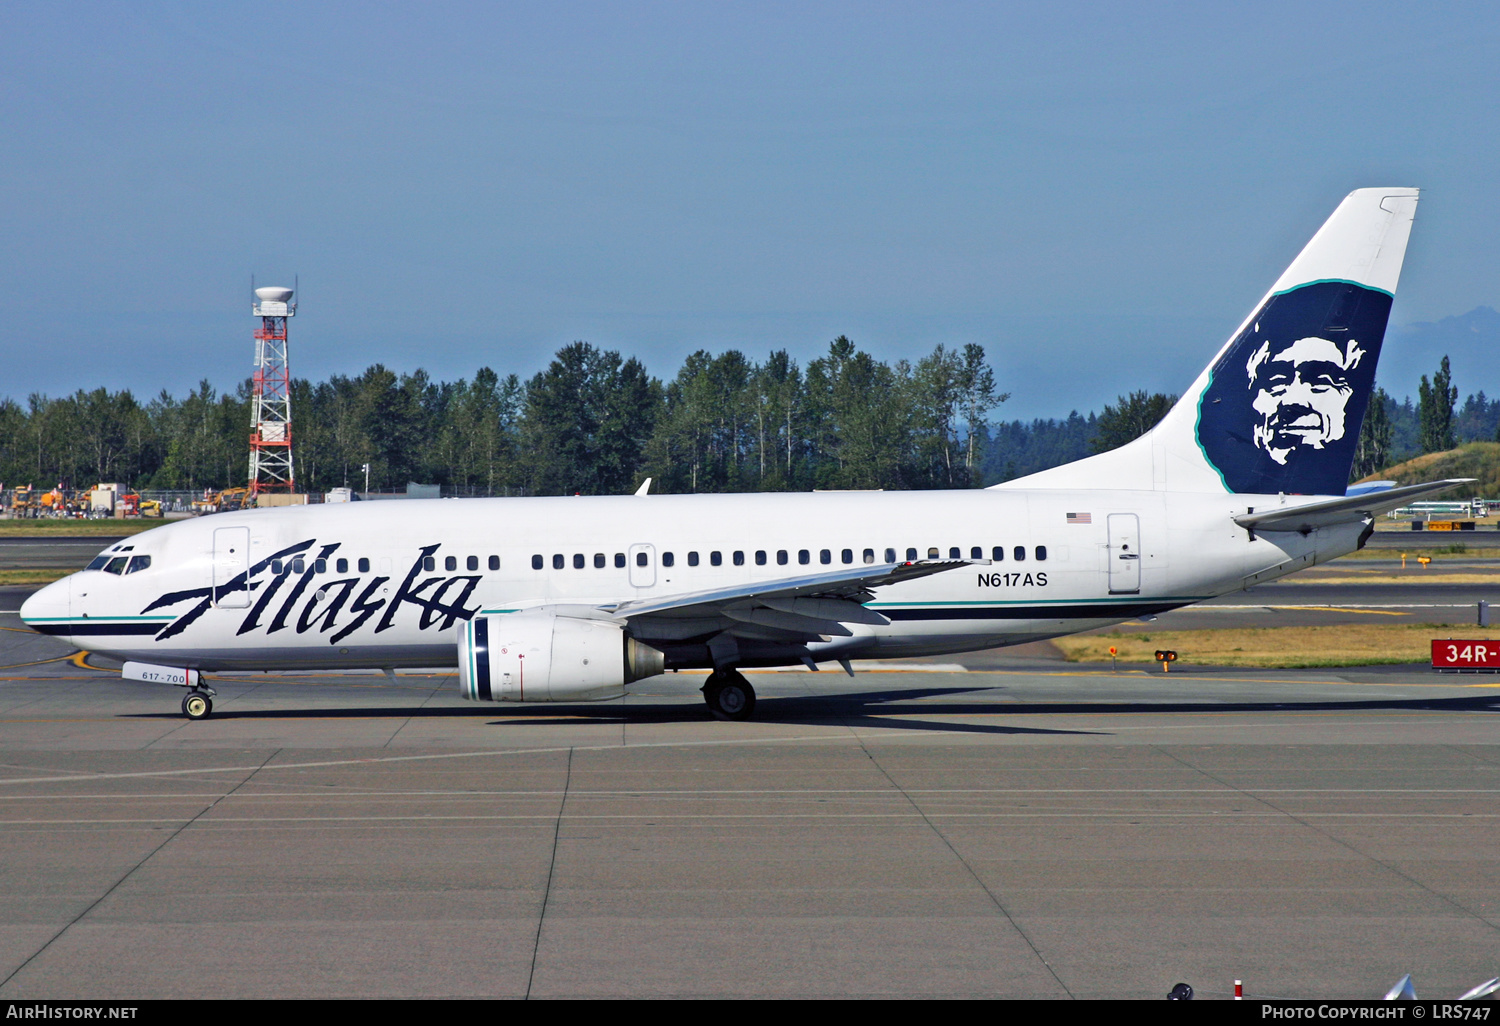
[[1197, 280, 1392, 495], [1246, 335, 1364, 464]]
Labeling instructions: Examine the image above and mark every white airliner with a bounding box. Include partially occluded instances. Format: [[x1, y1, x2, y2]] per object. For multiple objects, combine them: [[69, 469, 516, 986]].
[[21, 188, 1464, 721]]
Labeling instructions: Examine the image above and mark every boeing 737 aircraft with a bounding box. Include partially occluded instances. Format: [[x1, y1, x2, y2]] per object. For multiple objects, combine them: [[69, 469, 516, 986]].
[[20, 188, 1465, 721]]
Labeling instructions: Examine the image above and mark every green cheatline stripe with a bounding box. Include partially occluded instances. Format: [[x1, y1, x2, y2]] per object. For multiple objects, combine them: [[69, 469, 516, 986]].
[[867, 596, 1209, 608], [26, 616, 175, 623], [479, 608, 520, 615], [1272, 277, 1393, 298]]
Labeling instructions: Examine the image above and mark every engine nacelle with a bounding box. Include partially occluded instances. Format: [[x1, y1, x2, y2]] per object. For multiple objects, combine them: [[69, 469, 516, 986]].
[[457, 612, 665, 702]]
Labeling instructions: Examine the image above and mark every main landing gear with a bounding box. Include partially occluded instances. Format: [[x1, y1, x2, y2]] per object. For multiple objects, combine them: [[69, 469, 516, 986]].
[[702, 669, 756, 721], [181, 687, 216, 721]]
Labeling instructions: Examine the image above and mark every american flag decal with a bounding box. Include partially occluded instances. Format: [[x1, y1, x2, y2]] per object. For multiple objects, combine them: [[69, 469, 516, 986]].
[[1066, 512, 1092, 525]]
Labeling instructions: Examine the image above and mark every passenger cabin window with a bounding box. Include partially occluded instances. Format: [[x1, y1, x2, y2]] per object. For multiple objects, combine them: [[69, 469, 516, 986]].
[[614, 553, 626, 568], [906, 548, 918, 561], [820, 549, 832, 565], [662, 552, 675, 567], [272, 560, 284, 575], [573, 554, 585, 569], [711, 551, 723, 566], [359, 557, 371, 573], [552, 554, 564, 570], [884, 548, 896, 563], [777, 550, 788, 565], [467, 555, 479, 572], [1036, 546, 1048, 561], [733, 551, 745, 566], [337, 558, 349, 574], [594, 553, 606, 568], [927, 547, 939, 559], [125, 555, 150, 574], [755, 550, 766, 565], [314, 558, 327, 574], [992, 547, 1003, 562], [798, 550, 810, 565], [949, 547, 961, 559], [841, 549, 853, 564], [688, 551, 700, 566], [636, 552, 648, 567], [532, 555, 544, 570], [862, 548, 874, 564], [489, 555, 501, 571], [295, 558, 308, 574], [447, 556, 459, 572], [1013, 546, 1025, 562], [971, 547, 983, 560]]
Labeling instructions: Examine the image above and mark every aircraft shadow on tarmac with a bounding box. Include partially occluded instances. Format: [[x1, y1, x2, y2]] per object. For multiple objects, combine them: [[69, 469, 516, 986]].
[[114, 683, 1500, 737]]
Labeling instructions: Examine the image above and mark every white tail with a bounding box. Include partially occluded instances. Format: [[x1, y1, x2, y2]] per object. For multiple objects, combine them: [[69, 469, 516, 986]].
[[999, 188, 1419, 496]]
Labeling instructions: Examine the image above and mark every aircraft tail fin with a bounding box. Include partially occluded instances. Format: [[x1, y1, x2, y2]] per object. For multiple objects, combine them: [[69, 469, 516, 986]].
[[999, 188, 1419, 496]]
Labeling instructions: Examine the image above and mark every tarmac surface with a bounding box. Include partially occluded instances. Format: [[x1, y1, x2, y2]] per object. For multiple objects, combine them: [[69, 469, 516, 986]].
[[1, 582, 1499, 999]]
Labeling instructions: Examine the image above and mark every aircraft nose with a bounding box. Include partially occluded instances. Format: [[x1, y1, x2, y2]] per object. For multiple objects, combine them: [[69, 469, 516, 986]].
[[20, 575, 71, 630]]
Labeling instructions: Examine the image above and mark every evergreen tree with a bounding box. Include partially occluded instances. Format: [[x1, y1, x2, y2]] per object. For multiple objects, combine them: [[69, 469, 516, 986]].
[[522, 342, 660, 495], [1352, 386, 1393, 480], [1417, 355, 1458, 453], [1090, 392, 1176, 453]]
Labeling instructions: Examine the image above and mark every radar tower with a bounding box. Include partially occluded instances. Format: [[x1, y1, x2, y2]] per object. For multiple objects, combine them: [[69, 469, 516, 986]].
[[249, 284, 296, 497]]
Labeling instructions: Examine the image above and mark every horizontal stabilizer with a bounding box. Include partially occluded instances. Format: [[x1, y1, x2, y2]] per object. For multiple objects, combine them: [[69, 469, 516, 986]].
[[1233, 479, 1474, 533]]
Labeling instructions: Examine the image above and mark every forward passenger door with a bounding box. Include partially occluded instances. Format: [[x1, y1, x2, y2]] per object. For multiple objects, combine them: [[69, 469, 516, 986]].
[[213, 527, 251, 608]]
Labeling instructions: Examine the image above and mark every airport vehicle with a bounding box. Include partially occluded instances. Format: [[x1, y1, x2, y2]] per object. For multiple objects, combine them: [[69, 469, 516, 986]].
[[1389, 499, 1488, 519], [190, 487, 250, 515], [20, 188, 1468, 721]]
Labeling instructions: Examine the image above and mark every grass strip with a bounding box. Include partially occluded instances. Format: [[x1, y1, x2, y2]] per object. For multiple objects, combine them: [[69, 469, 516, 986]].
[[0, 519, 169, 537], [1057, 624, 1500, 669], [0, 569, 74, 585]]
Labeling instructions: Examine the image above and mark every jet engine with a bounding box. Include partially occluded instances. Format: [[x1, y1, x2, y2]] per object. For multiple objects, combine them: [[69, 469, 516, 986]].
[[457, 612, 665, 702]]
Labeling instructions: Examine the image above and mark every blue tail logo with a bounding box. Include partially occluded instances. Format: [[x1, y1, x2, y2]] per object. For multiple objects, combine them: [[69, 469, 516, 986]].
[[1196, 279, 1392, 495]]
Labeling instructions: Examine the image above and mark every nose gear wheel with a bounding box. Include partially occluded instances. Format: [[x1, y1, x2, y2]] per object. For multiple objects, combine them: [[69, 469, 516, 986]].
[[181, 690, 213, 720]]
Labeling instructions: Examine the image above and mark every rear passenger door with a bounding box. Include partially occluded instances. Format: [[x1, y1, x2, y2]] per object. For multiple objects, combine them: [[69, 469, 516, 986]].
[[1107, 514, 1140, 594]]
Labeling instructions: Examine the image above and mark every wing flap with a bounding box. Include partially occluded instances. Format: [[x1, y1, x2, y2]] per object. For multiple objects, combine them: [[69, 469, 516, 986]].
[[607, 559, 975, 621]]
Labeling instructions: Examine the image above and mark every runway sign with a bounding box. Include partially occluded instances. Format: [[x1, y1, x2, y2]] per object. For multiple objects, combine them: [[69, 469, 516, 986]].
[[1431, 640, 1500, 671]]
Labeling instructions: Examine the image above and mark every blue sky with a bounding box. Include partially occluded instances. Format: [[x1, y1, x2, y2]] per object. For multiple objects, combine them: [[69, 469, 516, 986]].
[[4, 2, 1498, 418]]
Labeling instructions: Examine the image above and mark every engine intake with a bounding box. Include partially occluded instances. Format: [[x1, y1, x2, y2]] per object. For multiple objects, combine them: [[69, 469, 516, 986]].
[[457, 612, 665, 702]]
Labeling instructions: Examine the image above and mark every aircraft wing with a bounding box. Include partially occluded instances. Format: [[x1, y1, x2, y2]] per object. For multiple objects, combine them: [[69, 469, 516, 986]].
[[596, 560, 978, 641], [1233, 479, 1475, 534]]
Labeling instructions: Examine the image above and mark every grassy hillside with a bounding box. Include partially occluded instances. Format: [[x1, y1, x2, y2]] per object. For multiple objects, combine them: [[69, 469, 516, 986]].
[[1357, 442, 1500, 496]]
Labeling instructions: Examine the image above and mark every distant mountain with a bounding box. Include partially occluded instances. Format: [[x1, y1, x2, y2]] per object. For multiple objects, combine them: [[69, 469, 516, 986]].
[[1381, 307, 1500, 402]]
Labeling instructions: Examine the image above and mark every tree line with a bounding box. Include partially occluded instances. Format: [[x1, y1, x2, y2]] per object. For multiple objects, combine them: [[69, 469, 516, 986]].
[[0, 340, 1484, 496], [0, 338, 1004, 496]]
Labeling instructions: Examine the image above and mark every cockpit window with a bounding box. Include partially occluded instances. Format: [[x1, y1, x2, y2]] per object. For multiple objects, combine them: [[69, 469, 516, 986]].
[[103, 556, 128, 575], [85, 555, 110, 571], [125, 555, 151, 574]]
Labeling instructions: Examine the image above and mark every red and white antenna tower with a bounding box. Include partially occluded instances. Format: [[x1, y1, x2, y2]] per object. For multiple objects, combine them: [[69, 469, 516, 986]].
[[249, 284, 296, 497]]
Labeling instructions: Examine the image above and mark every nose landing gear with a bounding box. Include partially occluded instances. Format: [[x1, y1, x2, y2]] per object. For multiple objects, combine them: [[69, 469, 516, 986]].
[[702, 669, 756, 721], [181, 687, 216, 720]]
